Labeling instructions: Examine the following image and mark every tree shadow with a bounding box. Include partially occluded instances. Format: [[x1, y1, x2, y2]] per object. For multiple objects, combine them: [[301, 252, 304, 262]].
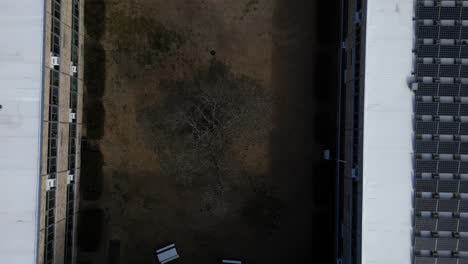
[[77, 208, 104, 252], [80, 149, 103, 200]]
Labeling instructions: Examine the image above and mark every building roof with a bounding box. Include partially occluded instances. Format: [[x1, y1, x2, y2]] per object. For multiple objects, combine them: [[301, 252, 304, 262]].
[[0, 1, 45, 263], [361, 0, 413, 263]]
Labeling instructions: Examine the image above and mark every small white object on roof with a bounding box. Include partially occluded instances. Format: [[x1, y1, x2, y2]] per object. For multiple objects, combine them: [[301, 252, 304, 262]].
[[46, 179, 56, 190], [156, 243, 179, 264], [222, 260, 242, 264], [71, 65, 77, 75], [67, 173, 74, 184], [69, 109, 76, 122], [50, 55, 60, 67]]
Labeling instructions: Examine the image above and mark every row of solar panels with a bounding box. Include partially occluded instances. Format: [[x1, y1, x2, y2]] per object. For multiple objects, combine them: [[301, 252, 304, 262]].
[[415, 198, 468, 212], [415, 257, 468, 264], [416, 45, 468, 59], [417, 6, 468, 20], [416, 160, 468, 173], [416, 140, 468, 154], [416, 121, 468, 135], [415, 237, 468, 251], [416, 102, 468, 115], [416, 64, 468, 77], [415, 217, 468, 232], [415, 83, 468, 96], [416, 179, 468, 192], [418, 26, 468, 39]]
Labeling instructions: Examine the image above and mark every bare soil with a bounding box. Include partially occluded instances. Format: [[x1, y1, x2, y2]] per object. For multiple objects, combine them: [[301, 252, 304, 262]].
[[79, 0, 338, 263]]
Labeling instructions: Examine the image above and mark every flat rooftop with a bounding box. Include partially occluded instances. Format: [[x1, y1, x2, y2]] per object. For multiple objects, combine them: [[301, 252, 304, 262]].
[[361, 0, 414, 263], [0, 1, 44, 263]]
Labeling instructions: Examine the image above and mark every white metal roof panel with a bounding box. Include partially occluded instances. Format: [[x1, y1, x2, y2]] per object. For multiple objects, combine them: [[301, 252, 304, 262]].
[[361, 0, 414, 264], [0, 0, 45, 263]]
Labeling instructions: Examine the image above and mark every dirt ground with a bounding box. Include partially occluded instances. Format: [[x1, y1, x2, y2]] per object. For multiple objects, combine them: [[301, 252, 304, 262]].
[[79, 0, 338, 263]]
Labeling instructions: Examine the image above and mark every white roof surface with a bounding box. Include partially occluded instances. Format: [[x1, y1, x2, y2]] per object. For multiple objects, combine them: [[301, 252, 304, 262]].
[[361, 0, 414, 264], [0, 1, 45, 263]]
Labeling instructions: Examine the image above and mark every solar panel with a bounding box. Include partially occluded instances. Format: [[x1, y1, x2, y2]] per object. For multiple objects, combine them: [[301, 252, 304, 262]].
[[416, 83, 439, 96], [440, 26, 462, 39], [440, 45, 461, 58], [417, 6, 439, 20], [418, 44, 439, 57], [414, 237, 436, 251], [460, 87, 468, 97], [459, 219, 468, 232], [417, 64, 439, 77], [440, 7, 462, 20], [459, 162, 468, 174], [438, 180, 459, 193], [415, 217, 437, 232], [460, 104, 468, 116], [438, 218, 458, 232], [416, 140, 438, 153], [439, 160, 459, 173], [437, 238, 457, 251], [439, 64, 459, 78], [416, 179, 438, 192], [459, 200, 468, 212], [438, 199, 459, 212], [416, 121, 438, 134], [460, 123, 468, 134], [415, 198, 438, 212], [459, 181, 468, 193], [438, 103, 459, 116], [461, 28, 468, 40], [439, 84, 459, 96], [438, 141, 459, 154], [416, 160, 438, 173], [459, 238, 468, 251], [437, 258, 458, 264], [416, 102, 438, 115], [414, 257, 435, 264], [418, 25, 439, 39], [461, 65, 468, 78], [460, 142, 468, 154], [414, 198, 437, 212], [462, 8, 468, 20], [461, 46, 468, 58], [439, 122, 459, 135]]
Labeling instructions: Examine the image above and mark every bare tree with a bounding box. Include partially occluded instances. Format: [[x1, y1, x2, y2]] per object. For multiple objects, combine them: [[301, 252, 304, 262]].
[[138, 59, 272, 194]]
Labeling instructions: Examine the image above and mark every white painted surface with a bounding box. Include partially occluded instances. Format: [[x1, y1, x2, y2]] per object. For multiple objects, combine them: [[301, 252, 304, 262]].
[[222, 260, 242, 264], [362, 1, 414, 264], [157, 248, 179, 264], [0, 0, 44, 263]]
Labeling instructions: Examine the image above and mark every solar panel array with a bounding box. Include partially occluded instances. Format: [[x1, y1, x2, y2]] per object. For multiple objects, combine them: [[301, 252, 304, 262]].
[[414, 83, 468, 97], [64, 1, 80, 263], [44, 1, 61, 263], [413, 1, 468, 262]]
